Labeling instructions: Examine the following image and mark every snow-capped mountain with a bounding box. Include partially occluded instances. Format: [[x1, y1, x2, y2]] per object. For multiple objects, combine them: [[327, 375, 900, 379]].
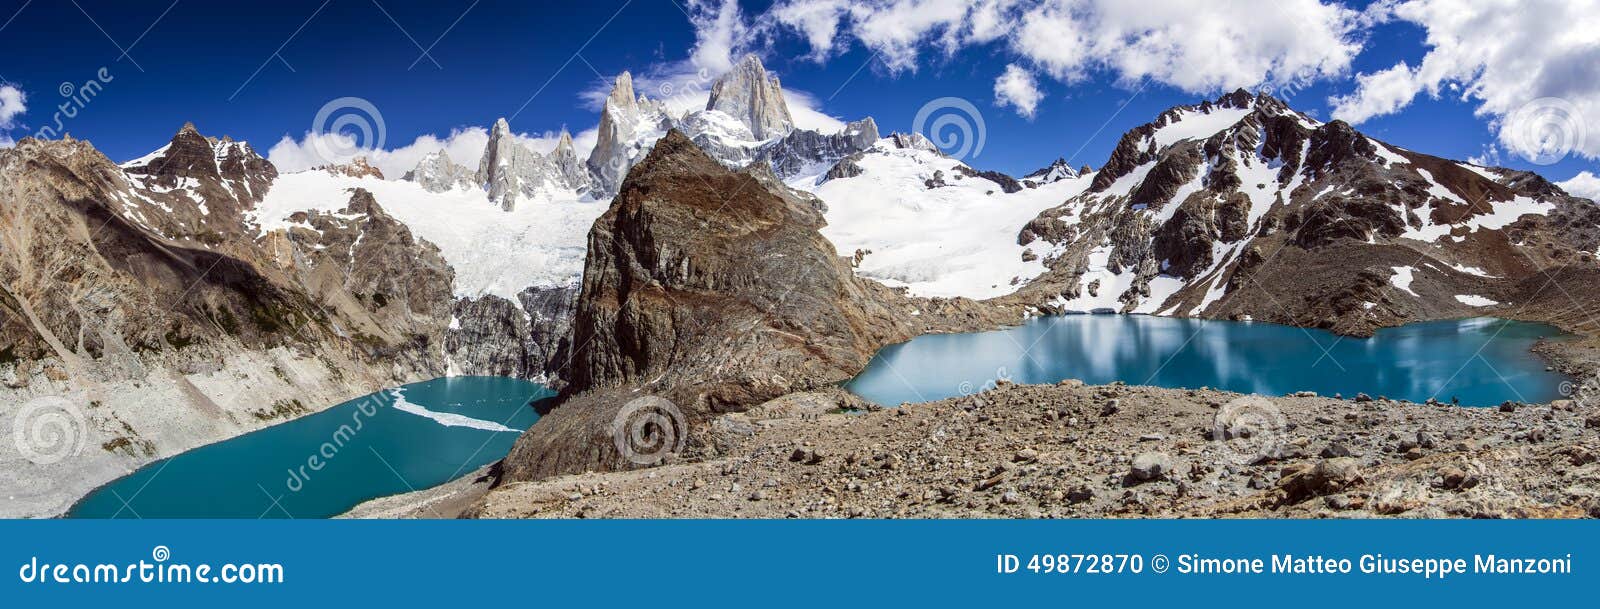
[[402, 150, 476, 192], [706, 54, 794, 140], [1005, 90, 1600, 335], [1022, 158, 1086, 186], [478, 119, 592, 211], [587, 70, 672, 195], [118, 122, 277, 240]]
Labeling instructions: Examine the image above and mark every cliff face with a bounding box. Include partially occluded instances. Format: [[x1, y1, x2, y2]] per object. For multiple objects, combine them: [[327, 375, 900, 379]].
[[498, 130, 1008, 482], [0, 130, 453, 517], [446, 286, 576, 380]]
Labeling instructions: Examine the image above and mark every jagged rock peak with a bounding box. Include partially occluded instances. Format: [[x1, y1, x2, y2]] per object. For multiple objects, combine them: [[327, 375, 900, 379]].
[[477, 117, 593, 210], [1025, 158, 1079, 183], [178, 121, 200, 135], [707, 54, 794, 140], [317, 156, 384, 179], [887, 132, 941, 154], [404, 149, 477, 193], [608, 71, 637, 110], [587, 72, 671, 196]]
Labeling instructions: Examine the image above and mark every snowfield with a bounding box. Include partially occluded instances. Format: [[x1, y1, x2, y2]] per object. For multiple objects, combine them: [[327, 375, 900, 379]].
[[255, 172, 608, 301], [805, 143, 1094, 300]]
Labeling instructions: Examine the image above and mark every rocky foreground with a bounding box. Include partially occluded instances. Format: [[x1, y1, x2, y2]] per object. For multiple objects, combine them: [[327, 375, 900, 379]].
[[452, 382, 1599, 519]]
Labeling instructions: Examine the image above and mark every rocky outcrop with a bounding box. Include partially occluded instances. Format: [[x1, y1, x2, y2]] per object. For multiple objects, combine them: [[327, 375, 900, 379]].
[[266, 189, 454, 361], [119, 123, 276, 242], [586, 72, 670, 196], [477, 119, 594, 211], [1023, 158, 1079, 186], [756, 117, 879, 179], [498, 130, 1008, 483], [707, 54, 794, 140], [403, 150, 477, 192], [314, 156, 384, 180], [888, 132, 942, 154], [446, 286, 576, 380]]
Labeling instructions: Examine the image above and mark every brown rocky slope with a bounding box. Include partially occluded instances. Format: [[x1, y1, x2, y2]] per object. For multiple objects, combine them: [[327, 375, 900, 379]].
[[0, 128, 453, 517], [497, 130, 1012, 483]]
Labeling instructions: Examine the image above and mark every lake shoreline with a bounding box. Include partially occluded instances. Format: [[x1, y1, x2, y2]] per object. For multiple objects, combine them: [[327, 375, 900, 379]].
[[67, 377, 547, 519], [847, 315, 1573, 408]]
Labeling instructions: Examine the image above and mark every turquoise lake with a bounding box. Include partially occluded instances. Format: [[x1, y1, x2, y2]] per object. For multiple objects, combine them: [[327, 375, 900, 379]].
[[70, 376, 552, 519], [845, 316, 1570, 407]]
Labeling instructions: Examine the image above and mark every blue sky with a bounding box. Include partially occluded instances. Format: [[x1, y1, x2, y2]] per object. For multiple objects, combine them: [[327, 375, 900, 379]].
[[1, 0, 1596, 188]]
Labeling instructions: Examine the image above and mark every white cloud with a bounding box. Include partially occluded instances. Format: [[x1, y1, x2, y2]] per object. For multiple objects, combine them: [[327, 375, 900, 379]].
[[266, 125, 598, 179], [0, 84, 26, 147], [756, 0, 1365, 95], [993, 64, 1043, 118], [1330, 62, 1422, 123], [686, 0, 752, 74], [1558, 171, 1600, 200], [1331, 0, 1600, 165]]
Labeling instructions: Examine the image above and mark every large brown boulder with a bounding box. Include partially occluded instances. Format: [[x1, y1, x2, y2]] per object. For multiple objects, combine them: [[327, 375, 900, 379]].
[[499, 130, 1003, 482]]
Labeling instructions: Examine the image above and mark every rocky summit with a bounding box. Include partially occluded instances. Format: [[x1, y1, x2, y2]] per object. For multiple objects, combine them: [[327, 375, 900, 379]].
[[497, 129, 1008, 483], [707, 54, 795, 140]]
